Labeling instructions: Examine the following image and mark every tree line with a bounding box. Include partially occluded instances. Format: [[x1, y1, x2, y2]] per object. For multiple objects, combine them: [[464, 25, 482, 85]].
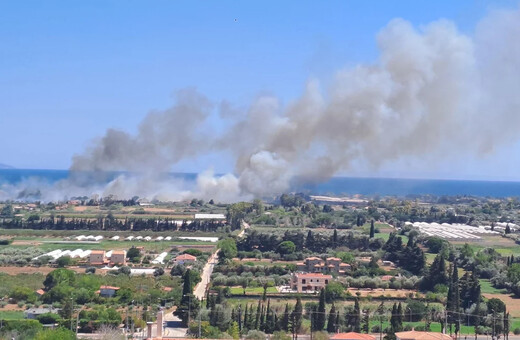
[[0, 215, 225, 231]]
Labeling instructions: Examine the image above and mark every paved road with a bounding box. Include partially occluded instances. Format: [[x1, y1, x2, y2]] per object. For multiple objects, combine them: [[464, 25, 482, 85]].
[[194, 251, 219, 300], [162, 308, 188, 338]]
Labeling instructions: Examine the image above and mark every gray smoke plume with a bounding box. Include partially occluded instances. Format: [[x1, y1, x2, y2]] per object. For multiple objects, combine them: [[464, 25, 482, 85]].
[[5, 5, 520, 202]]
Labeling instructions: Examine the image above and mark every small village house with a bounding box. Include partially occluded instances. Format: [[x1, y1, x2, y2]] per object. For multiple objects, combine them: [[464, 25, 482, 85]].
[[89, 250, 107, 265], [297, 256, 351, 274], [25, 307, 56, 320], [291, 273, 332, 293], [110, 250, 126, 265], [99, 285, 120, 298], [174, 254, 197, 265]]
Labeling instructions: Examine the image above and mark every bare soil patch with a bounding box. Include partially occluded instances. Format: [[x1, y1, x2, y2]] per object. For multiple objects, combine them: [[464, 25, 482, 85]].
[[483, 293, 520, 317], [0, 266, 106, 276], [347, 288, 420, 298], [11, 240, 42, 246]]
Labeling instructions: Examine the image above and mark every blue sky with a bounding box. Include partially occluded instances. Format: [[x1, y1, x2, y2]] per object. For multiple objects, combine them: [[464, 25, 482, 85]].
[[1, 0, 519, 179]]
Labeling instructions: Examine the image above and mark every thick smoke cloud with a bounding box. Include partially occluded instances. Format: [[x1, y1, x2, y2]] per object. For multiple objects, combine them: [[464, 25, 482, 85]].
[[4, 6, 520, 202]]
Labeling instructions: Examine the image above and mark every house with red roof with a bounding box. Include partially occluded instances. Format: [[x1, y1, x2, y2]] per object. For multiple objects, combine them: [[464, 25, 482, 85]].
[[331, 332, 376, 340], [296, 256, 351, 274], [174, 253, 197, 265], [291, 273, 332, 293], [99, 285, 120, 298]]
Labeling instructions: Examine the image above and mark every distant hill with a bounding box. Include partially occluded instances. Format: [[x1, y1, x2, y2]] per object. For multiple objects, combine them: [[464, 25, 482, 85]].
[[0, 163, 14, 169]]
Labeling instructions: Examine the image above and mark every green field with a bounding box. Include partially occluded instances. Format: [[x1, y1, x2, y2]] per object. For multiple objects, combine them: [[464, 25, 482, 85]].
[[0, 228, 223, 237], [480, 279, 507, 294], [229, 287, 278, 295], [0, 310, 25, 320]]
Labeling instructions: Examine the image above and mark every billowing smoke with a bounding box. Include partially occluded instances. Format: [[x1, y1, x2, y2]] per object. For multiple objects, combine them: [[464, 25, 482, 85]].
[[4, 5, 520, 202]]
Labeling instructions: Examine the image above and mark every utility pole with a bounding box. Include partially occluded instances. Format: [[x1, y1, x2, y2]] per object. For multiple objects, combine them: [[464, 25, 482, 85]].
[[131, 300, 135, 338], [310, 309, 313, 340], [188, 295, 191, 325], [492, 309, 496, 340], [443, 309, 448, 334], [70, 297, 74, 332], [76, 307, 80, 336], [379, 316, 383, 340], [198, 309, 202, 338]]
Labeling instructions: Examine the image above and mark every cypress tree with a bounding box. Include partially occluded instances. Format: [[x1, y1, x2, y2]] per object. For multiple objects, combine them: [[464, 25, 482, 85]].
[[327, 303, 337, 333], [306, 230, 315, 250], [291, 297, 303, 336], [238, 305, 242, 331], [397, 302, 403, 331], [243, 304, 249, 330], [361, 309, 369, 333], [370, 220, 375, 238], [265, 299, 276, 334], [315, 288, 327, 330], [390, 303, 399, 332], [260, 305, 266, 331], [182, 269, 192, 296], [353, 298, 361, 332], [255, 300, 261, 330], [281, 303, 290, 331]]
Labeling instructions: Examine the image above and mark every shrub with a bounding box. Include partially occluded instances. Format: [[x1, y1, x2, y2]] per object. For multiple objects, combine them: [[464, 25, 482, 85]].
[[56, 256, 72, 268], [183, 249, 203, 257], [372, 325, 381, 332], [37, 313, 61, 325], [513, 328, 520, 335], [245, 330, 267, 340]]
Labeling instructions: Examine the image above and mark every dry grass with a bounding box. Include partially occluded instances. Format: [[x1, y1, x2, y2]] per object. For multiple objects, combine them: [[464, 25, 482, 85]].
[[483, 293, 520, 317], [347, 288, 421, 298], [0, 266, 105, 275]]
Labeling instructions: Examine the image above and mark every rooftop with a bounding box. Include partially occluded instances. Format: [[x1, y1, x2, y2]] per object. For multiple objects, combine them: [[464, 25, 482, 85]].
[[90, 250, 105, 255], [176, 254, 197, 260], [331, 332, 376, 340], [327, 257, 342, 261], [295, 273, 332, 279], [395, 331, 452, 340], [100, 285, 120, 290]]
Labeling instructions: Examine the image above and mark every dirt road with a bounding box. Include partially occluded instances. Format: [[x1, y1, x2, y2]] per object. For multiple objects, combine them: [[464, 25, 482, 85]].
[[237, 220, 249, 238]]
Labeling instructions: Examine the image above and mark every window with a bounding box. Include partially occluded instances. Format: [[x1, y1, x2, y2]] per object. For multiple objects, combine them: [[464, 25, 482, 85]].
[[325, 280, 329, 284], [302, 279, 306, 284]]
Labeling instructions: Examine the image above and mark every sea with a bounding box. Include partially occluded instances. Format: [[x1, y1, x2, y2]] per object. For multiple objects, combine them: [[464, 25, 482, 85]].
[[1, 168, 520, 198]]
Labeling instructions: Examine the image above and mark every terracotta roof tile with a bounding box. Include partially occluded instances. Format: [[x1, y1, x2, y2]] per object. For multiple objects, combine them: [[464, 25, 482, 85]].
[[331, 332, 376, 340]]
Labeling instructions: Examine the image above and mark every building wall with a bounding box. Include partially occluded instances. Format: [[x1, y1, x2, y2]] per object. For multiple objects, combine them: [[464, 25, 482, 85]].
[[291, 275, 330, 292], [176, 259, 195, 265], [89, 253, 105, 264], [100, 289, 116, 297], [111, 253, 126, 265]]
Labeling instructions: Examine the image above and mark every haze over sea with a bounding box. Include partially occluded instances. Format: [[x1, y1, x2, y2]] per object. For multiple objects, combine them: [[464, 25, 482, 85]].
[[1, 169, 520, 199]]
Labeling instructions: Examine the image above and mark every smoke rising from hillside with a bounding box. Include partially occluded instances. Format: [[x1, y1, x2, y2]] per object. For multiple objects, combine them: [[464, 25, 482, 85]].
[[4, 6, 520, 202]]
